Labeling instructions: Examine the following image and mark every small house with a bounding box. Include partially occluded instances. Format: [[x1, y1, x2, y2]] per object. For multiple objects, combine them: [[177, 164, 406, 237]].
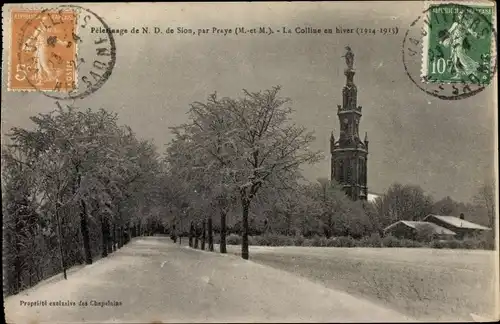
[[423, 214, 491, 239], [383, 220, 456, 241]]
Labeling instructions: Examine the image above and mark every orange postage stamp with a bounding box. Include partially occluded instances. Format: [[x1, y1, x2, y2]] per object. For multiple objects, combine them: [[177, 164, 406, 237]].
[[9, 8, 77, 92]]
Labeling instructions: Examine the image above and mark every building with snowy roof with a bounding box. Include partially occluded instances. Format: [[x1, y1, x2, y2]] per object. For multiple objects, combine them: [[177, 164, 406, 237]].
[[423, 214, 491, 239], [383, 213, 492, 241], [383, 220, 456, 241]]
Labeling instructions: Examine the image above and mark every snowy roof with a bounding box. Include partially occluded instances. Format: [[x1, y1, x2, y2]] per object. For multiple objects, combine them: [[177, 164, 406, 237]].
[[424, 214, 491, 231], [367, 193, 380, 202], [384, 220, 456, 236]]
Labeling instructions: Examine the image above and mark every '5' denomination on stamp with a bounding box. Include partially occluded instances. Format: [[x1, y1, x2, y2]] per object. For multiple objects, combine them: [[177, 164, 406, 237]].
[[9, 9, 77, 92]]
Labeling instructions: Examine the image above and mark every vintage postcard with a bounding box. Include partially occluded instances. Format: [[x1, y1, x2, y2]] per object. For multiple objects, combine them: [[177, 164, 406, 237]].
[[2, 1, 498, 323]]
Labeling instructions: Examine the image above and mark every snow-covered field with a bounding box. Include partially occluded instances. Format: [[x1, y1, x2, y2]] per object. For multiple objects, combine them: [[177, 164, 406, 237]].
[[223, 245, 498, 321], [5, 237, 497, 323]]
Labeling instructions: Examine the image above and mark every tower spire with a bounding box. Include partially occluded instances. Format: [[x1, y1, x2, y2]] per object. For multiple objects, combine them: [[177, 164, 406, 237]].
[[331, 46, 368, 201]]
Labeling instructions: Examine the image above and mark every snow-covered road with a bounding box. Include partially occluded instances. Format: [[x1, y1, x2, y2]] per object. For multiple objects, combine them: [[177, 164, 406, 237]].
[[5, 236, 412, 323]]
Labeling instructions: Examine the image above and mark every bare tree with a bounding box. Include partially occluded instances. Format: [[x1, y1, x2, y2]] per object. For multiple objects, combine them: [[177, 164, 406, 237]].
[[373, 183, 434, 227], [474, 182, 496, 229]]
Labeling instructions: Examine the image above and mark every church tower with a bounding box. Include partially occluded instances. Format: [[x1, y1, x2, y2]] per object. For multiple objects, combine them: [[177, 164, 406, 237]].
[[330, 47, 368, 201]]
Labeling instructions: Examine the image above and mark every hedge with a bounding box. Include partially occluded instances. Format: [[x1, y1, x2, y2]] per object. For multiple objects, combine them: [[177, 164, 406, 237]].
[[208, 233, 494, 250]]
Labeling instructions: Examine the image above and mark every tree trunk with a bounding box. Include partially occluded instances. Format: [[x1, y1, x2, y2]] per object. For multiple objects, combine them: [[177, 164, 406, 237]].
[[286, 213, 292, 236], [117, 226, 120, 247], [80, 199, 92, 264], [220, 210, 227, 253], [194, 233, 199, 249], [28, 264, 33, 287], [11, 226, 22, 294], [201, 219, 206, 250], [189, 222, 194, 247], [56, 206, 67, 280], [112, 224, 117, 252], [171, 224, 177, 243], [101, 217, 108, 258], [241, 200, 250, 260], [208, 216, 214, 252], [118, 226, 123, 248], [327, 214, 333, 239], [107, 221, 113, 254], [35, 257, 42, 283], [117, 226, 121, 248], [179, 220, 182, 245]]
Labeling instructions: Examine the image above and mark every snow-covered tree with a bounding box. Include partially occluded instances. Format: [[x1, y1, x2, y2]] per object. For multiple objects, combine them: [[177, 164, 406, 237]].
[[217, 86, 322, 259], [2, 103, 163, 295], [163, 86, 322, 259]]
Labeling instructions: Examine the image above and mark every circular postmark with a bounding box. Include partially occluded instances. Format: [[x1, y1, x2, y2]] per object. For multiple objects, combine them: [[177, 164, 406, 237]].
[[16, 5, 116, 100], [402, 2, 496, 100]]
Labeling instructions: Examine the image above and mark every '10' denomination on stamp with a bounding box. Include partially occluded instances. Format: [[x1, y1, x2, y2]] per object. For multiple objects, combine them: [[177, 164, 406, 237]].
[[10, 9, 77, 92], [422, 2, 495, 85]]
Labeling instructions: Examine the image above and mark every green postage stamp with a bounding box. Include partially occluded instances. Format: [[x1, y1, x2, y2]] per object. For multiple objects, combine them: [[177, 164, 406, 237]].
[[422, 2, 496, 85]]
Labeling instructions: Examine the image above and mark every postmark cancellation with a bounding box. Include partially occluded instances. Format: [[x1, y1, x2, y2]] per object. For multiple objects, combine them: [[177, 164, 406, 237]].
[[421, 1, 496, 85], [9, 8, 78, 92]]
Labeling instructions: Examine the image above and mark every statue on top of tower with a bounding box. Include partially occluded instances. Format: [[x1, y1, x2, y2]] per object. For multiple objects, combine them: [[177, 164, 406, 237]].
[[342, 46, 354, 70]]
